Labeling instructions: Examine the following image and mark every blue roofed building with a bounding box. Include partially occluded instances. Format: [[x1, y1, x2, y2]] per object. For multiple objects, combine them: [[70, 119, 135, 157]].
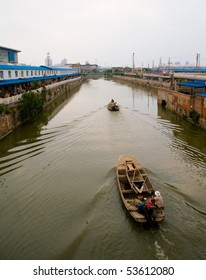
[[0, 46, 79, 99], [0, 46, 20, 64]]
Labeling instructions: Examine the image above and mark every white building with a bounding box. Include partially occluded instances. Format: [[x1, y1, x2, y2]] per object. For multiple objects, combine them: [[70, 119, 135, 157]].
[[45, 52, 52, 66]]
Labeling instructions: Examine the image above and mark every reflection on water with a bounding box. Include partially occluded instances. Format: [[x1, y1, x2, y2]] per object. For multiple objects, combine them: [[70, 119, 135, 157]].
[[0, 78, 206, 260], [158, 105, 206, 152]]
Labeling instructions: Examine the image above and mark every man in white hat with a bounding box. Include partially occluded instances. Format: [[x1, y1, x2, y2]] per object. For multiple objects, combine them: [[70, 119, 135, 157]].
[[153, 191, 164, 208]]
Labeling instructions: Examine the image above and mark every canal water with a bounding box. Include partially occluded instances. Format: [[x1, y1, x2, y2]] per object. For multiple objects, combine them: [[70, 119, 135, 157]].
[[0, 78, 206, 260]]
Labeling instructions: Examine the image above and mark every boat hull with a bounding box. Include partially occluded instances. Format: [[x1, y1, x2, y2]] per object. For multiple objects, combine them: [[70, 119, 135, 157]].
[[107, 102, 119, 111], [116, 155, 165, 223]]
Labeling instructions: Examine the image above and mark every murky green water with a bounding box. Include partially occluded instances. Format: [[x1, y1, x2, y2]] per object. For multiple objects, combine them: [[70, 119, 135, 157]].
[[0, 78, 206, 260]]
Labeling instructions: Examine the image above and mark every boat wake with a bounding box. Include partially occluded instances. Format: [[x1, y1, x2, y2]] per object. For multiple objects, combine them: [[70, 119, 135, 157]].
[[56, 167, 117, 259], [154, 240, 168, 260]]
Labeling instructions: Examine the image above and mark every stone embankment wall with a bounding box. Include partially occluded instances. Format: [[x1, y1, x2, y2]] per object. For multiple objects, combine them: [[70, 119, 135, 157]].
[[0, 77, 82, 139], [42, 77, 82, 107], [158, 88, 206, 130], [0, 108, 21, 139], [112, 75, 171, 89]]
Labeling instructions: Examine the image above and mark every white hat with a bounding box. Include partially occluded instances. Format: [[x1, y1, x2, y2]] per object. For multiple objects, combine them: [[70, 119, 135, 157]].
[[155, 191, 161, 197]]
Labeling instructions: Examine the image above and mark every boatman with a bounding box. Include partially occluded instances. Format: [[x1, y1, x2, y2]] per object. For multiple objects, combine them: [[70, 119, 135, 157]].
[[153, 191, 164, 209]]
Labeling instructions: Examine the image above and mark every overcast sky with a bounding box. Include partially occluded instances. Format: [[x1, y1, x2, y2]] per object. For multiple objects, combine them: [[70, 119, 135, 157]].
[[1, 0, 206, 67]]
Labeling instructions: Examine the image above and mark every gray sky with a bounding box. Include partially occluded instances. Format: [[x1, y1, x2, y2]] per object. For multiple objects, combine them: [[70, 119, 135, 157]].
[[1, 0, 206, 67]]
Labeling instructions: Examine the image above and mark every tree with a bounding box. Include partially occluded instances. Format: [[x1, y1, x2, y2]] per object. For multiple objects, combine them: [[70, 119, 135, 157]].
[[19, 89, 46, 122], [0, 104, 12, 115]]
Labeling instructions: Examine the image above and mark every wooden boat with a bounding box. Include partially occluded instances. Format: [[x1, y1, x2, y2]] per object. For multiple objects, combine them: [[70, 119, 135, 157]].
[[107, 101, 119, 111], [116, 155, 165, 223]]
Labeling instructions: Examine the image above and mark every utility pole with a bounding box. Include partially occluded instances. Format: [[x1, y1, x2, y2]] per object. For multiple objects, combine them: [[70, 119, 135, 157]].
[[196, 53, 200, 71], [132, 53, 135, 73], [168, 57, 170, 71], [159, 57, 162, 71]]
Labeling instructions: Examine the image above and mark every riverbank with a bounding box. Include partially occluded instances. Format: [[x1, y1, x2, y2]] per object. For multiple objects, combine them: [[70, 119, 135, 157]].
[[0, 77, 82, 139], [112, 75, 206, 130]]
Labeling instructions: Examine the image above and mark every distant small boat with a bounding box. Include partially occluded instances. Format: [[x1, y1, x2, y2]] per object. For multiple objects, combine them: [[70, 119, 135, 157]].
[[116, 155, 165, 223], [107, 101, 119, 111]]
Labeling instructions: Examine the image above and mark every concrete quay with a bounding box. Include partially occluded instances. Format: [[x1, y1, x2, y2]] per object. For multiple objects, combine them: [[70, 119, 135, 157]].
[[0, 77, 82, 139], [112, 75, 206, 130]]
